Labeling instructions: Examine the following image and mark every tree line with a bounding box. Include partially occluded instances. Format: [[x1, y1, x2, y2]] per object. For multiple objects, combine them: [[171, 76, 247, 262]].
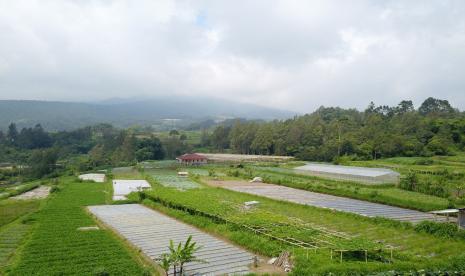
[[0, 123, 174, 178], [202, 97, 464, 161]]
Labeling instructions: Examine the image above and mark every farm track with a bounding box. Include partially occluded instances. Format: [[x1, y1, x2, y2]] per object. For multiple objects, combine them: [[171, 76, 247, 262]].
[[207, 180, 455, 224], [88, 204, 255, 275]]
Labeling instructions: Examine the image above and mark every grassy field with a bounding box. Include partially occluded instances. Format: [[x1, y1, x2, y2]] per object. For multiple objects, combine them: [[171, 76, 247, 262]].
[[7, 178, 151, 275], [138, 174, 465, 275]]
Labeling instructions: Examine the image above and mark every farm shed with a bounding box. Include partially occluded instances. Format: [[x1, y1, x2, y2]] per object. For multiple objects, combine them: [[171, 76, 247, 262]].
[[176, 153, 208, 165], [294, 163, 400, 184], [78, 173, 105, 183]]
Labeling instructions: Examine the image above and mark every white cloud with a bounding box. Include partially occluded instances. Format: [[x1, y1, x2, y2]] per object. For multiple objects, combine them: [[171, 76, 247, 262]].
[[0, 0, 464, 112]]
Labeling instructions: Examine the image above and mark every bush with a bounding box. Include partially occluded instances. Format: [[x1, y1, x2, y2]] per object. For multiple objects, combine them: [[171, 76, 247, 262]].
[[414, 221, 465, 239], [414, 158, 434, 165]]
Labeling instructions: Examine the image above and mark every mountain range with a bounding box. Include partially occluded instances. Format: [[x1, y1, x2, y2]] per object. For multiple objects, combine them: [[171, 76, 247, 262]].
[[0, 97, 296, 131]]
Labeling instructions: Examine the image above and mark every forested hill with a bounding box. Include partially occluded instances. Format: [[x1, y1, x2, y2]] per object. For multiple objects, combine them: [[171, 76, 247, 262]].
[[0, 98, 295, 131], [205, 98, 465, 161]]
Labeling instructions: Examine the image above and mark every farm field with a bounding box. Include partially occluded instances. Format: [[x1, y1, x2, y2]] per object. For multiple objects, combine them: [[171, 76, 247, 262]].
[[343, 155, 465, 199], [0, 200, 41, 228], [146, 169, 200, 189], [227, 166, 452, 211], [7, 178, 151, 275], [206, 180, 451, 223], [138, 175, 465, 275], [0, 223, 32, 272], [0, 182, 41, 200]]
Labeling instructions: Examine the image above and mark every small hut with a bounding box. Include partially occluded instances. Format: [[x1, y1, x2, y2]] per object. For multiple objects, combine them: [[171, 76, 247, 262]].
[[176, 153, 208, 166]]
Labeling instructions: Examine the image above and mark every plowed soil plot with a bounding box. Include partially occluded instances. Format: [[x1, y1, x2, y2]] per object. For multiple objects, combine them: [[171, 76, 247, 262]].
[[89, 204, 254, 275], [206, 180, 452, 224]]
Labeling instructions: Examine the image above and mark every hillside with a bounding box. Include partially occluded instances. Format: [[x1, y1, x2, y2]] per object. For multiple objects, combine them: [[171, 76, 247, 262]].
[[0, 98, 295, 131]]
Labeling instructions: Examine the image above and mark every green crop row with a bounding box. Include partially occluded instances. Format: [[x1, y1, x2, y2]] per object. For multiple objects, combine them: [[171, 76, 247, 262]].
[[7, 178, 151, 276], [0, 200, 41, 228]]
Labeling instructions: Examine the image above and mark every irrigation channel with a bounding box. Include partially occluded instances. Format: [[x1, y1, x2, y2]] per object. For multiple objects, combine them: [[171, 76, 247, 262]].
[[88, 204, 255, 275], [207, 180, 454, 224]]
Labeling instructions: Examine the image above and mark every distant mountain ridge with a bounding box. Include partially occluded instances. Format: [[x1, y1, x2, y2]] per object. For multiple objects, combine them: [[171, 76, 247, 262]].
[[0, 98, 296, 131]]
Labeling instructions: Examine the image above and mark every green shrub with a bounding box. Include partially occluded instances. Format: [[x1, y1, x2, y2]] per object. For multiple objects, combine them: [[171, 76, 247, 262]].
[[414, 221, 465, 239]]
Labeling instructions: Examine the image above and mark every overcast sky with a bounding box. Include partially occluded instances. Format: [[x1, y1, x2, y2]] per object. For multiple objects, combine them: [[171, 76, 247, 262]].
[[0, 0, 464, 112]]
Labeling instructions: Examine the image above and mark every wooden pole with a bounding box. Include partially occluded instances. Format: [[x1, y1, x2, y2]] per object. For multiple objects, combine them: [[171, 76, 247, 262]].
[[365, 250, 367, 263], [340, 251, 342, 263]]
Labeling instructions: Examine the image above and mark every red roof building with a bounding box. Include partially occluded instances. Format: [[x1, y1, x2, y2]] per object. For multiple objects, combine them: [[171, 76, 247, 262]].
[[176, 153, 208, 165]]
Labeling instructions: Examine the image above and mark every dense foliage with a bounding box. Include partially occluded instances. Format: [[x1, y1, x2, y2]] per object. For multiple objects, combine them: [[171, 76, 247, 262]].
[[205, 98, 465, 161], [0, 123, 166, 179]]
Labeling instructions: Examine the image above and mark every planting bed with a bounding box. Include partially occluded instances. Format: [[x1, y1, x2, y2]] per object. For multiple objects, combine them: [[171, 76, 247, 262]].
[[148, 169, 200, 189], [10, 186, 50, 200], [207, 180, 452, 223], [240, 167, 450, 211], [88, 204, 254, 275], [0, 223, 32, 271], [0, 200, 40, 228]]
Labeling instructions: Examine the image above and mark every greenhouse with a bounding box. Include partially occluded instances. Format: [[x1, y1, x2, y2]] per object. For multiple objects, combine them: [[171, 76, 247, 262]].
[[294, 163, 400, 184]]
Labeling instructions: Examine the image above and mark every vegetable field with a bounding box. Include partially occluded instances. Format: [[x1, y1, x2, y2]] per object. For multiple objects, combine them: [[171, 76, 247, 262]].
[[147, 169, 200, 189], [0, 200, 40, 228], [0, 223, 32, 272], [8, 178, 149, 275]]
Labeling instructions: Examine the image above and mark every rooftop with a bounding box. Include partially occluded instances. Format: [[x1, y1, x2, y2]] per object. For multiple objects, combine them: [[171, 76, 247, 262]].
[[176, 153, 207, 161]]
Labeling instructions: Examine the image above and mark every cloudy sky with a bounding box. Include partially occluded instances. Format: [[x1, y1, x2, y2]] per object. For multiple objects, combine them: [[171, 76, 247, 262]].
[[0, 0, 464, 112]]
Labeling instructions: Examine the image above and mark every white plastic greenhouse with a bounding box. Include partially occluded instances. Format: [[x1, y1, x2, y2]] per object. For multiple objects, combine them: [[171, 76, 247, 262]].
[[294, 163, 400, 184]]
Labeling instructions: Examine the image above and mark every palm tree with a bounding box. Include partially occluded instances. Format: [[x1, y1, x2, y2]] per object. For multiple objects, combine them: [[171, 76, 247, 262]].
[[178, 235, 204, 275], [159, 235, 204, 276]]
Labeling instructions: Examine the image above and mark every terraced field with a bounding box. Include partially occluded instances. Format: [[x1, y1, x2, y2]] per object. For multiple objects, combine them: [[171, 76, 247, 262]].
[[8, 179, 148, 275]]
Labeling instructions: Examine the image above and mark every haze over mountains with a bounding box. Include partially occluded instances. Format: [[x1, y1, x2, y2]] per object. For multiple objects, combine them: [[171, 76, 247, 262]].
[[0, 97, 296, 131]]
